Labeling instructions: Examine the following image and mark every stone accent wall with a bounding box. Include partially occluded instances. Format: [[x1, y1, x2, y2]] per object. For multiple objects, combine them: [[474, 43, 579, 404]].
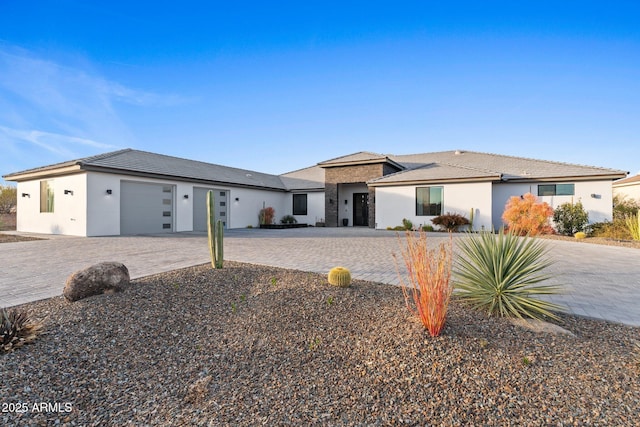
[[324, 164, 387, 227]]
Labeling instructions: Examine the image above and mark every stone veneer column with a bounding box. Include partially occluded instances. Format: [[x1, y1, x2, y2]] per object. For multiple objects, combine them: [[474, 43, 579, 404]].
[[324, 183, 339, 227]]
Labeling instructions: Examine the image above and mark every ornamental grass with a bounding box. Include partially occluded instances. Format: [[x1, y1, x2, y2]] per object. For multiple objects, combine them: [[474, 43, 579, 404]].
[[395, 230, 453, 337]]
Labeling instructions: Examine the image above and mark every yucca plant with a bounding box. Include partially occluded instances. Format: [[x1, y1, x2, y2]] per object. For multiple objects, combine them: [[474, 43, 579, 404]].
[[1, 308, 44, 352], [453, 230, 564, 320], [395, 230, 454, 337]]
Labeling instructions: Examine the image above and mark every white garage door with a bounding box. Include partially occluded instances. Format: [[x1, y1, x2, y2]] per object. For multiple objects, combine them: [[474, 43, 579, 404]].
[[121, 181, 174, 235], [193, 188, 228, 232]]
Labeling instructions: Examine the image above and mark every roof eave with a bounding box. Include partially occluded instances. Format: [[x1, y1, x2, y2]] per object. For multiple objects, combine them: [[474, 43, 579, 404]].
[[368, 176, 500, 187], [2, 164, 84, 181]]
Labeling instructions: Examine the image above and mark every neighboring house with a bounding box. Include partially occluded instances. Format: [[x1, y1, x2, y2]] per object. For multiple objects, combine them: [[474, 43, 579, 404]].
[[3, 148, 627, 236], [613, 174, 640, 203]]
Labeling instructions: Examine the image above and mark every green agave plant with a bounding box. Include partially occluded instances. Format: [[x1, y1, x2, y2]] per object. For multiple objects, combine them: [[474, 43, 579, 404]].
[[453, 230, 564, 320]]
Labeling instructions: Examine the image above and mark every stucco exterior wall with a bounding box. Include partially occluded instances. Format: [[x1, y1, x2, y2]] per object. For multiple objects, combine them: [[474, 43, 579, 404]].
[[17, 174, 88, 236], [283, 191, 325, 225], [374, 182, 493, 231], [492, 180, 616, 230]]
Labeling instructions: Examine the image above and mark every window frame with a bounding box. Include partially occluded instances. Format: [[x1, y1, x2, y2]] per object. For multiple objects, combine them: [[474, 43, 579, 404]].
[[292, 193, 308, 216], [537, 183, 575, 196], [40, 180, 54, 213], [415, 186, 443, 216]]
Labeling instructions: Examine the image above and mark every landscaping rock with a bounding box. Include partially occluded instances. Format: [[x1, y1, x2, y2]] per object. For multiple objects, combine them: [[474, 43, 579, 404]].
[[63, 262, 130, 302]]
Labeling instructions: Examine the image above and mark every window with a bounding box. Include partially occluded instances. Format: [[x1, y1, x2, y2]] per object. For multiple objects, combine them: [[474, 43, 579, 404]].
[[416, 187, 443, 216], [538, 184, 574, 196], [40, 180, 54, 213], [293, 194, 308, 215]]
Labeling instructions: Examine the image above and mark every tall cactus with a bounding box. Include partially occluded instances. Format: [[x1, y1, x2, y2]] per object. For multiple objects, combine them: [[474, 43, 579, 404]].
[[207, 190, 224, 269]]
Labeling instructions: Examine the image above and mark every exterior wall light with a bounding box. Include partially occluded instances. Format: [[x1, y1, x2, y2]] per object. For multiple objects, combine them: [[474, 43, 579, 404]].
[[235, 197, 239, 201], [64, 190, 73, 195], [106, 189, 112, 195], [184, 194, 189, 199], [21, 193, 30, 198]]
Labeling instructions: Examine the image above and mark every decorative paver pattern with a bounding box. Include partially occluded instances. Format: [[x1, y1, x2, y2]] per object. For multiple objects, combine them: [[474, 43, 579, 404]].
[[1, 228, 638, 326]]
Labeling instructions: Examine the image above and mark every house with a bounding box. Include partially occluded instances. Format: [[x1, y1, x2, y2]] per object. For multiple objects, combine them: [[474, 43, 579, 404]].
[[3, 148, 627, 236], [613, 174, 640, 203]]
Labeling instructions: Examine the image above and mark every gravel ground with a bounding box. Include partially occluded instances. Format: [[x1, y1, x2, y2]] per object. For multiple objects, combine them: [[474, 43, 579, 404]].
[[2, 261, 639, 426]]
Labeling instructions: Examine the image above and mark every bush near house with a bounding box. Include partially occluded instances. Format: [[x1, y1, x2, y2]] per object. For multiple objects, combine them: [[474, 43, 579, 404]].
[[589, 194, 640, 239], [281, 215, 297, 224], [502, 193, 554, 236], [553, 201, 589, 236], [431, 212, 470, 232], [259, 207, 275, 225], [0, 185, 17, 214]]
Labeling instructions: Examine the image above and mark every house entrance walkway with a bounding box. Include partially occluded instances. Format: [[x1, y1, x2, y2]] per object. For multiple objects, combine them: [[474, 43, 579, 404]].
[[1, 228, 639, 326]]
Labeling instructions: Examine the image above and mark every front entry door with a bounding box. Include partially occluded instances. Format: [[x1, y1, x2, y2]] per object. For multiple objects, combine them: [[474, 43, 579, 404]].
[[353, 193, 369, 226]]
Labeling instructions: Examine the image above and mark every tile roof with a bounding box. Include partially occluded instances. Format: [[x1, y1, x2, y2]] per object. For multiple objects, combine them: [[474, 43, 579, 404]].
[[613, 173, 640, 186], [4, 149, 288, 190], [388, 150, 626, 182], [368, 162, 501, 186]]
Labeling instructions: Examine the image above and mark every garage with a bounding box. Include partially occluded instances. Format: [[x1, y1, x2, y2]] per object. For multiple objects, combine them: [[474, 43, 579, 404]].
[[120, 181, 174, 234], [193, 187, 228, 231]]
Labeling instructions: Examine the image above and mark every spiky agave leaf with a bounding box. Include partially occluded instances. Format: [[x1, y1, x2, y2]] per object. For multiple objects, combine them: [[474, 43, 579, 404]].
[[1, 308, 44, 352], [453, 230, 564, 320]]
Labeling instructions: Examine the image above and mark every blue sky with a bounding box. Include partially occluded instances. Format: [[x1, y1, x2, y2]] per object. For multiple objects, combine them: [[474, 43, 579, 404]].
[[1, 1, 639, 184]]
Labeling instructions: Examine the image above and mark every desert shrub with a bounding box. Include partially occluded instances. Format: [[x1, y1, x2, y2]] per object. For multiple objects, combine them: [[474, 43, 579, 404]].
[[421, 224, 434, 232], [394, 230, 454, 337], [402, 218, 414, 230], [588, 220, 631, 239], [502, 193, 554, 236], [453, 230, 564, 320], [431, 212, 470, 232], [614, 194, 640, 219], [281, 215, 297, 224], [553, 201, 589, 236], [574, 231, 586, 239], [0, 185, 17, 214], [1, 308, 44, 352], [259, 207, 275, 225], [626, 213, 640, 241]]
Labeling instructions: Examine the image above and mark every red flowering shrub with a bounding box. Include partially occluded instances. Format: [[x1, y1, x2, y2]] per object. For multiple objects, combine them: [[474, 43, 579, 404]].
[[502, 193, 553, 236]]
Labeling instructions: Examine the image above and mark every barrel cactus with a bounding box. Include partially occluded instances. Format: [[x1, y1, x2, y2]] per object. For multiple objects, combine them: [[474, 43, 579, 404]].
[[328, 267, 351, 287]]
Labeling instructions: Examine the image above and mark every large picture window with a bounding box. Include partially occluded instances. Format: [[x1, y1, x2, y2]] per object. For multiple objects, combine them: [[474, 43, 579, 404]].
[[538, 184, 574, 196], [40, 180, 54, 213], [416, 187, 443, 216], [293, 193, 308, 215]]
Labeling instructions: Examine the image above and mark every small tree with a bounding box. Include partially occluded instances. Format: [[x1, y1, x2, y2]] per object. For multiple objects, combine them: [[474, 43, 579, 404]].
[[553, 200, 589, 236], [0, 185, 17, 214], [259, 207, 275, 225], [502, 193, 553, 236]]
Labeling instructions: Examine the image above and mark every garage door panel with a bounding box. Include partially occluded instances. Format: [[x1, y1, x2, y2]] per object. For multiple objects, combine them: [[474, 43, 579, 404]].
[[121, 182, 173, 234], [193, 188, 227, 232]]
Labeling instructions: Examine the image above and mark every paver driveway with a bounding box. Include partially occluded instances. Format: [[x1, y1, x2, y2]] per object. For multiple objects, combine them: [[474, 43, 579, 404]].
[[1, 228, 639, 326]]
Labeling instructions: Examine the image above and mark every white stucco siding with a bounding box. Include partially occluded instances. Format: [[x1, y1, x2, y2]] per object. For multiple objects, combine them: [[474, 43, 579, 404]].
[[492, 180, 616, 230], [17, 174, 88, 236], [86, 173, 121, 236], [284, 191, 325, 225], [374, 182, 493, 231], [228, 187, 288, 228]]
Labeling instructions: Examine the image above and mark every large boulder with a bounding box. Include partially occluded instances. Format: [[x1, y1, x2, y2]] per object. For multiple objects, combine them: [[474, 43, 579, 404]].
[[63, 262, 130, 302]]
